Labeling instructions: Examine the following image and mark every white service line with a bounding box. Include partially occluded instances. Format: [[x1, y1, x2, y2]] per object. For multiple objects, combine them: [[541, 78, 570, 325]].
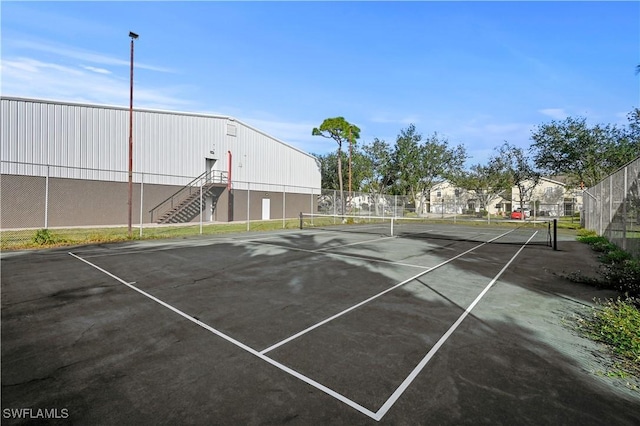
[[372, 231, 538, 421], [259, 228, 515, 355], [67, 251, 379, 420]]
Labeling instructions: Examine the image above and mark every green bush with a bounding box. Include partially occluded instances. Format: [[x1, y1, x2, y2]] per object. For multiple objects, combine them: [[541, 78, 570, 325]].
[[578, 235, 616, 252], [577, 229, 597, 237], [601, 260, 640, 297], [578, 233, 640, 298], [600, 249, 632, 265], [32, 229, 57, 245], [577, 297, 640, 375]]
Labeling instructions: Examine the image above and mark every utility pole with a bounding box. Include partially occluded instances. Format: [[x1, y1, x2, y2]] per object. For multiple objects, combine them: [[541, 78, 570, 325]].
[[128, 31, 139, 238]]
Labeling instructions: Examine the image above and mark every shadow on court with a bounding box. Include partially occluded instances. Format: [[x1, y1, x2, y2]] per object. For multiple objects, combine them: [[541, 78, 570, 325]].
[[2, 229, 639, 425]]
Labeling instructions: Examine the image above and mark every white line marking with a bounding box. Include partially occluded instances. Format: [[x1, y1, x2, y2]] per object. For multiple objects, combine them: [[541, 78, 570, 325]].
[[259, 229, 515, 355], [68, 251, 380, 419], [372, 231, 538, 421], [67, 228, 532, 421]]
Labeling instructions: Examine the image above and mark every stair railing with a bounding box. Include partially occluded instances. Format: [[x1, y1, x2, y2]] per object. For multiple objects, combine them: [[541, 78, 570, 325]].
[[149, 170, 228, 223]]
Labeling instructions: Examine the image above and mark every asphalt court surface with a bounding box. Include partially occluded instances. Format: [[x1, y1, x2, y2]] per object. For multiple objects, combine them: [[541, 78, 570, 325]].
[[2, 225, 640, 424]]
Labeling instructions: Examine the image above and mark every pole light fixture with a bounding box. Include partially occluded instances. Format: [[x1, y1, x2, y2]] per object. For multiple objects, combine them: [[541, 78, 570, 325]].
[[128, 31, 138, 238]]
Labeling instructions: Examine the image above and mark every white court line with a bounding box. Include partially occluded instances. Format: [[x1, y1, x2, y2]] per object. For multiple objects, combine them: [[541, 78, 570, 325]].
[[68, 228, 532, 422], [259, 228, 515, 355], [373, 231, 538, 420], [67, 252, 379, 420]]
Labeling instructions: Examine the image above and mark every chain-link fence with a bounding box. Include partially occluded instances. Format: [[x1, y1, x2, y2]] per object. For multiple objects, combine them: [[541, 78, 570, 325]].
[[583, 157, 640, 257], [1, 161, 317, 248], [316, 190, 414, 218], [316, 189, 577, 220]]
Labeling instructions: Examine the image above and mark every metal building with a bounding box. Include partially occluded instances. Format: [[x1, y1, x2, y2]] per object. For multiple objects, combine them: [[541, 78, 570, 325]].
[[1, 96, 321, 228]]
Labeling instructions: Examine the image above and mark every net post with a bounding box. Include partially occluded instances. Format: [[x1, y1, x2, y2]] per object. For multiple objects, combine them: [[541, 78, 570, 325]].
[[390, 217, 394, 237], [553, 219, 558, 251]]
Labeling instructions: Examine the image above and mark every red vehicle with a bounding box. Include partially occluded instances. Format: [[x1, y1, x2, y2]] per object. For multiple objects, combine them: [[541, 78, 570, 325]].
[[510, 208, 531, 220]]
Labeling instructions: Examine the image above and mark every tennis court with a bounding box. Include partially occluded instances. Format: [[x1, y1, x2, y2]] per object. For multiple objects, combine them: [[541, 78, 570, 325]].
[[2, 221, 639, 425]]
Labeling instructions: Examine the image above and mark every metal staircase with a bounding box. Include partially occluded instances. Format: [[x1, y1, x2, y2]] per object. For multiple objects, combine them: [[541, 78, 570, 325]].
[[150, 171, 228, 224]]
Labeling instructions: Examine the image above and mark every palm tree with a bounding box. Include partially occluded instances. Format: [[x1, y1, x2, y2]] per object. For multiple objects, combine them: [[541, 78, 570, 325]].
[[312, 117, 360, 215]]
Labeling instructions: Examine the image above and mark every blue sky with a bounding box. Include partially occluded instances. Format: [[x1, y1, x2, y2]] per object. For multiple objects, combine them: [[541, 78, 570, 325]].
[[2, 1, 638, 165]]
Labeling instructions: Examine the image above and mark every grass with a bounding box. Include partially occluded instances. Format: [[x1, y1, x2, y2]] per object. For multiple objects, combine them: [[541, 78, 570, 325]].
[[1, 219, 302, 251], [577, 229, 640, 298], [575, 297, 640, 380], [572, 228, 640, 383]]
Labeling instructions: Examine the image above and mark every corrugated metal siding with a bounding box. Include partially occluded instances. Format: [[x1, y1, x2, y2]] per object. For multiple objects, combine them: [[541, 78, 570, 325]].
[[1, 97, 320, 192]]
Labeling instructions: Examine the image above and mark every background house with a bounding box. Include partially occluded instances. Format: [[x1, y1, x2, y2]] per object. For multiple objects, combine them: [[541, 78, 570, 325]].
[[426, 177, 582, 217], [511, 176, 582, 217]]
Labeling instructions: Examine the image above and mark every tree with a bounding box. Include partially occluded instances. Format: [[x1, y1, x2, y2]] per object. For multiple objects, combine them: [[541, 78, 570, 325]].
[[313, 152, 340, 190], [314, 148, 369, 191], [450, 160, 511, 214], [530, 114, 640, 188], [361, 138, 395, 214], [312, 117, 361, 214], [391, 124, 422, 198], [495, 142, 540, 218], [392, 125, 467, 214]]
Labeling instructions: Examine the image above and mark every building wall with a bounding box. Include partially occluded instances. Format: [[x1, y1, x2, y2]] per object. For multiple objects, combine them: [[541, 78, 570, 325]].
[[228, 189, 315, 222], [1, 96, 320, 228], [1, 97, 320, 192], [1, 174, 315, 229], [430, 181, 469, 214], [0, 174, 181, 228]]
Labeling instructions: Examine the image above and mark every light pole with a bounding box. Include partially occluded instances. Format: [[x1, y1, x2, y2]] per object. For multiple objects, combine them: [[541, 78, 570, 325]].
[[128, 31, 138, 238]]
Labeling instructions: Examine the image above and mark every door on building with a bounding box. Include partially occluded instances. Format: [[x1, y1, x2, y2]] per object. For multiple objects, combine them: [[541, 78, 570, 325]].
[[205, 158, 216, 183], [262, 198, 270, 220]]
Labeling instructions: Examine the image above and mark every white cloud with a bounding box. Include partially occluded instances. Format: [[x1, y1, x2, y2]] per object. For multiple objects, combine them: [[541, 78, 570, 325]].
[[538, 108, 568, 120], [0, 56, 193, 111], [2, 58, 83, 76], [9, 39, 174, 73], [82, 65, 112, 75]]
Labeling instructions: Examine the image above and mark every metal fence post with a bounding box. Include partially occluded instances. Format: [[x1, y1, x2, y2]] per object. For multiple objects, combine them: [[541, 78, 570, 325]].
[[247, 182, 251, 231], [599, 183, 604, 236], [609, 176, 614, 240], [44, 165, 50, 228], [199, 179, 203, 235], [395, 195, 398, 218], [623, 166, 628, 250], [333, 189, 336, 224], [139, 172, 144, 238], [283, 184, 286, 229]]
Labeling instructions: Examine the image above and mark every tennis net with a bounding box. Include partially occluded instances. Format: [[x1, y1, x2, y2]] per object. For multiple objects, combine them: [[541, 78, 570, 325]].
[[299, 213, 556, 247]]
